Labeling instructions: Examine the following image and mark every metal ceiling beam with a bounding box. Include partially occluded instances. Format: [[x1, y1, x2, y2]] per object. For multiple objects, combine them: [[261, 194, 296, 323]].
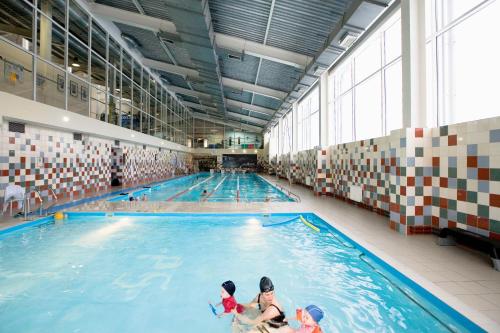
[[90, 3, 177, 34], [165, 85, 212, 100], [144, 58, 200, 79], [226, 112, 267, 126], [88, 3, 311, 69], [225, 99, 275, 116], [214, 33, 312, 69], [222, 77, 286, 100], [147, 58, 286, 100], [183, 101, 218, 113]]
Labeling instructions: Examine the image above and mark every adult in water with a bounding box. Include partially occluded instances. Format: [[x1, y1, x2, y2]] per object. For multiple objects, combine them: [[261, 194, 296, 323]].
[[234, 276, 287, 329]]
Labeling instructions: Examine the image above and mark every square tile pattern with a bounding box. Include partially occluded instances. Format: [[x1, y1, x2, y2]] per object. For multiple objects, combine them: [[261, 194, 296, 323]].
[[0, 122, 193, 208], [276, 116, 500, 238]]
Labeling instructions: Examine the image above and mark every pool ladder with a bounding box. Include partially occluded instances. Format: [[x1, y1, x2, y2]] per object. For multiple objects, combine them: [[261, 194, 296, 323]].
[[8, 187, 59, 220], [274, 183, 301, 202]]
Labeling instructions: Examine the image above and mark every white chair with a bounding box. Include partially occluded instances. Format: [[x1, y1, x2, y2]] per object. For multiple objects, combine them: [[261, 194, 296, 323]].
[[2, 184, 25, 215]]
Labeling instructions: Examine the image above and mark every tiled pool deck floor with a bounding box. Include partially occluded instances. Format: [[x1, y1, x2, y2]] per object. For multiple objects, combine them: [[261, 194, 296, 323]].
[[1, 174, 499, 332]]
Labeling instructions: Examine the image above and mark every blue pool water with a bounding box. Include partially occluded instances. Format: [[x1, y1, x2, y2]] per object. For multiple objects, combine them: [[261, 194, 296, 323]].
[[0, 213, 482, 333], [108, 173, 294, 202]]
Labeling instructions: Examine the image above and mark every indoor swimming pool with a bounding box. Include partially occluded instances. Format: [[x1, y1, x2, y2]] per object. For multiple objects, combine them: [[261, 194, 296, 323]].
[[0, 213, 483, 333], [108, 173, 295, 202]]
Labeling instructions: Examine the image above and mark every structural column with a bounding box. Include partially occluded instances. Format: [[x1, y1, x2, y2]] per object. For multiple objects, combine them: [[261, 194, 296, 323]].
[[401, 0, 427, 128], [319, 71, 329, 147]]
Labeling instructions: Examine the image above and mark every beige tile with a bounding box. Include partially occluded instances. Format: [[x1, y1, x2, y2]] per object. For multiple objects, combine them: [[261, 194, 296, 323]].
[[457, 294, 498, 311], [480, 294, 500, 308]]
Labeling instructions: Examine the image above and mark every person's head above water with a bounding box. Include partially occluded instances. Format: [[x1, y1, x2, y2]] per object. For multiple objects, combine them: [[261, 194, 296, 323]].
[[305, 305, 324, 324], [221, 280, 236, 297], [259, 276, 274, 293]]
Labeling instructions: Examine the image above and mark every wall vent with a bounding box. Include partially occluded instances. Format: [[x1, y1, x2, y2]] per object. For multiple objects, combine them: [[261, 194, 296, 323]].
[[73, 133, 83, 141], [8, 122, 25, 133]]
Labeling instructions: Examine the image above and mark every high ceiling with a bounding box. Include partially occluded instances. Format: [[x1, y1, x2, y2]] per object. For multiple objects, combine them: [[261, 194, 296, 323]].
[[89, 0, 391, 133]]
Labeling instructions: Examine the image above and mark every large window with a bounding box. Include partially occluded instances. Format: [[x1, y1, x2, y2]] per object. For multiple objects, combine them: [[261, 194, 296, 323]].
[[426, 0, 500, 125], [0, 0, 192, 146], [327, 10, 401, 145], [279, 111, 293, 155], [296, 86, 319, 151]]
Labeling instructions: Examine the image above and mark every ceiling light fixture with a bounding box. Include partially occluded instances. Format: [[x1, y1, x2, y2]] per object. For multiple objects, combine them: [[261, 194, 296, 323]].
[[71, 57, 80, 67], [339, 31, 359, 49]]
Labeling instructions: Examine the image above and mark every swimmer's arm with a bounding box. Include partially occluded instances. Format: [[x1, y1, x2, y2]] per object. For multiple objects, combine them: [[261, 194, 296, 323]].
[[234, 306, 278, 325], [239, 295, 259, 309]]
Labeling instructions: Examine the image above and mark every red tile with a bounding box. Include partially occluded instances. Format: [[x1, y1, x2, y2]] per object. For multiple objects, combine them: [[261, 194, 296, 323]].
[[390, 203, 400, 213], [439, 198, 448, 209], [478, 218, 489, 230], [407, 177, 415, 187], [31, 145, 35, 151], [424, 176, 432, 186], [424, 196, 432, 205], [415, 128, 423, 138], [467, 156, 477, 168], [448, 221, 457, 229], [8, 137, 15, 144], [374, 145, 378, 152], [432, 157, 440, 167], [1, 170, 8, 176], [400, 186, 406, 195], [491, 232, 500, 241], [491, 194, 500, 208], [400, 215, 406, 224], [478, 168, 489, 181], [415, 206, 423, 216], [439, 177, 448, 188], [432, 216, 439, 227], [390, 221, 396, 230], [466, 214, 477, 227], [457, 189, 467, 201], [448, 134, 457, 146]]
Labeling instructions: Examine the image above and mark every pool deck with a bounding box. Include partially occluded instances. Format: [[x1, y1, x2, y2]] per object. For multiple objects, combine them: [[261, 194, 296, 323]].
[[1, 174, 499, 332]]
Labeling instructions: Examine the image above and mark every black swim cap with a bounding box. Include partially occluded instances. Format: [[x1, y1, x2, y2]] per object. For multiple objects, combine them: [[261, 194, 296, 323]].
[[259, 276, 274, 293], [222, 280, 236, 296]]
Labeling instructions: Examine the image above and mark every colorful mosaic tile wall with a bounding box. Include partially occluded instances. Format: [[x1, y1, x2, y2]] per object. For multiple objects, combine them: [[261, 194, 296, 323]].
[[291, 149, 317, 187], [329, 136, 391, 214], [0, 122, 193, 209], [271, 116, 500, 238], [315, 149, 333, 195]]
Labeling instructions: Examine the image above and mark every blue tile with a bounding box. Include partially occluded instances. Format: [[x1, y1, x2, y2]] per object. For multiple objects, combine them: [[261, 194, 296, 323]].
[[416, 177, 423, 187], [407, 157, 415, 167], [400, 138, 406, 148], [448, 178, 457, 189], [478, 181, 489, 193], [478, 156, 489, 168], [490, 129, 500, 143], [448, 210, 457, 221], [415, 216, 424, 224], [467, 168, 478, 179], [424, 206, 432, 215], [467, 144, 477, 155], [432, 137, 440, 147], [432, 187, 440, 196], [407, 196, 415, 206], [423, 167, 432, 176], [448, 157, 457, 168]]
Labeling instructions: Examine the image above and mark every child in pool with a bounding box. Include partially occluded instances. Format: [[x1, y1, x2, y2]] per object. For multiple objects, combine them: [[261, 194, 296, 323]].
[[278, 305, 324, 333], [211, 280, 244, 318]]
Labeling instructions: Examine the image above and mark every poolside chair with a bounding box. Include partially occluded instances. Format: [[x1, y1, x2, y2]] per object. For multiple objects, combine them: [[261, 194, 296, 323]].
[[2, 184, 25, 215]]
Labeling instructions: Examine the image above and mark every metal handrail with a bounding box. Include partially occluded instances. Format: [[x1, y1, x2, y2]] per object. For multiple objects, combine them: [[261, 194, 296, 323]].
[[274, 182, 301, 202]]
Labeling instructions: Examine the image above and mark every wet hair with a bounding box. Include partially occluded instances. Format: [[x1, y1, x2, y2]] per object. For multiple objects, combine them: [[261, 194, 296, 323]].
[[259, 276, 274, 293]]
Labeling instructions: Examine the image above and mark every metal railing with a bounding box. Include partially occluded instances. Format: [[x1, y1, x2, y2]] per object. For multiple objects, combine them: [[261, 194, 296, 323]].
[[3, 186, 59, 219], [274, 182, 301, 202]]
